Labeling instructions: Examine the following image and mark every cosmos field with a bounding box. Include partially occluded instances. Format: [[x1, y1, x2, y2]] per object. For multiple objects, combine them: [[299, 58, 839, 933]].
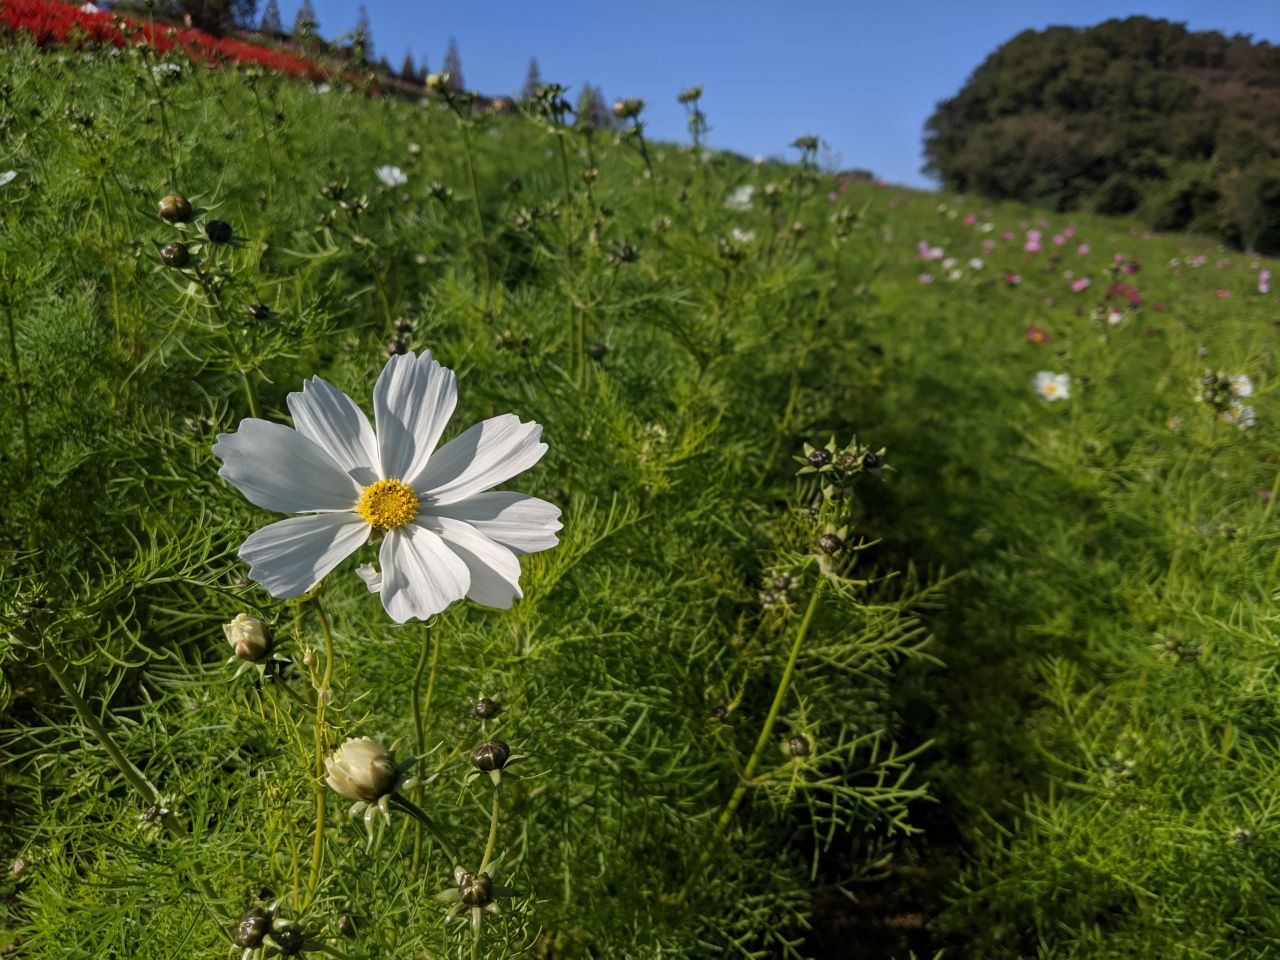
[[2, 23, 1280, 959]]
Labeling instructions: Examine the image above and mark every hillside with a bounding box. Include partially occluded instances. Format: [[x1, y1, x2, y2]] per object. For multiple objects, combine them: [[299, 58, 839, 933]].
[[925, 16, 1280, 253], [1, 26, 1280, 960]]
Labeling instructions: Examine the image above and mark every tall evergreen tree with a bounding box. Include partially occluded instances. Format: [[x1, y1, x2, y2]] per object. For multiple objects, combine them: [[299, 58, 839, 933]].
[[399, 51, 418, 83], [353, 5, 373, 64], [258, 0, 281, 34], [292, 0, 318, 40], [442, 37, 464, 92], [577, 83, 610, 128], [521, 57, 541, 100]]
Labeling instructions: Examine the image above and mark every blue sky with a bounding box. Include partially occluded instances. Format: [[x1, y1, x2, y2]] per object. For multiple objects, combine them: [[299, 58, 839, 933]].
[[276, 2, 1279, 188]]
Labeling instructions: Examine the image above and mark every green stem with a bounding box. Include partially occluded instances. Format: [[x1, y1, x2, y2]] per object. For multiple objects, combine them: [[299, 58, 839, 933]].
[[306, 596, 337, 903], [389, 793, 459, 868], [680, 580, 825, 901], [1, 286, 33, 477], [457, 117, 492, 315], [480, 788, 500, 872], [46, 664, 226, 914], [411, 620, 441, 870]]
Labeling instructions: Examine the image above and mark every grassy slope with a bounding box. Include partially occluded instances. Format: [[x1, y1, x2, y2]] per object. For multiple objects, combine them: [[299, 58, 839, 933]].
[[3, 35, 1280, 960]]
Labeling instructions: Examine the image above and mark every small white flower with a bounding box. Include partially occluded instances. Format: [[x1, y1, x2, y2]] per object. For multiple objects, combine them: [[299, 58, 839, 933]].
[[1229, 374, 1253, 398], [79, 1, 100, 11], [968, 257, 984, 270], [1107, 308, 1126, 327], [1033, 371, 1071, 401], [152, 62, 181, 81], [948, 269, 963, 281], [942, 257, 958, 270], [724, 184, 755, 212], [0, 171, 15, 187], [325, 738, 397, 802], [753, 154, 765, 166], [729, 227, 756, 244], [1225, 401, 1256, 429], [375, 165, 408, 189], [314, 82, 332, 94], [213, 351, 561, 622]]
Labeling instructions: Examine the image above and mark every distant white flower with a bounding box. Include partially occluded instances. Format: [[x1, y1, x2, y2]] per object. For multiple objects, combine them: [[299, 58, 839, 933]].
[[376, 165, 408, 188], [948, 268, 963, 281], [152, 62, 181, 81], [314, 82, 332, 94], [968, 257, 984, 270], [0, 171, 15, 187], [1229, 374, 1253, 398], [79, 1, 100, 11], [1106, 308, 1126, 327], [942, 257, 958, 270], [730, 227, 756, 244], [213, 351, 562, 622], [1033, 371, 1071, 401], [1225, 401, 1256, 429], [753, 154, 765, 166], [724, 184, 755, 211]]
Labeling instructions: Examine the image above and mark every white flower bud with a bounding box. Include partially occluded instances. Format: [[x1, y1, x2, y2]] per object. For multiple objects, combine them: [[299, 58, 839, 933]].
[[223, 614, 270, 661], [325, 738, 397, 802]]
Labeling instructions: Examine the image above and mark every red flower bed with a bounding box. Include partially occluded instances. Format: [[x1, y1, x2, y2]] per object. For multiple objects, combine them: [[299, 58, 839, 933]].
[[1, 0, 327, 80]]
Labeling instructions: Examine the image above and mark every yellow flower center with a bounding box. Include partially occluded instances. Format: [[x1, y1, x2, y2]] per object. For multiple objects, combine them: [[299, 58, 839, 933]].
[[355, 479, 419, 531]]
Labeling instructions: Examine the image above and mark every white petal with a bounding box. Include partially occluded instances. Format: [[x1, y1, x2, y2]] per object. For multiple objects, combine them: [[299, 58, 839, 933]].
[[373, 352, 457, 484], [213, 419, 362, 513], [416, 415, 547, 506], [419, 516, 522, 608], [239, 513, 369, 598], [355, 563, 382, 592], [287, 377, 380, 485], [427, 492, 561, 555], [378, 524, 470, 623]]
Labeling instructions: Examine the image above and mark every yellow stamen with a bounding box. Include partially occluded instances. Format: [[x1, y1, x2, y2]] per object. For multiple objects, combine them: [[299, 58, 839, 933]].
[[355, 479, 419, 531]]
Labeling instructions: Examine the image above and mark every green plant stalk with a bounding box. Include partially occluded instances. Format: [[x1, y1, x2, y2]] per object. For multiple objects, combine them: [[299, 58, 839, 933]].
[[45, 663, 225, 914], [306, 596, 337, 903], [682, 579, 825, 900], [480, 788, 500, 872], [411, 620, 441, 870], [457, 116, 492, 314], [2, 288, 33, 477], [389, 793, 459, 868]]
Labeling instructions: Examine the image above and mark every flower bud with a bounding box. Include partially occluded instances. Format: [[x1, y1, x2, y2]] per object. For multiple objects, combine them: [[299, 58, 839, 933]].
[[160, 241, 189, 268], [223, 613, 270, 661], [205, 219, 233, 243], [473, 697, 501, 719], [469, 739, 510, 772], [387, 338, 408, 356], [818, 532, 843, 554], [157, 193, 192, 222], [232, 907, 271, 948], [787, 735, 811, 757], [426, 72, 450, 93], [249, 302, 271, 320], [806, 448, 832, 468], [458, 871, 493, 906], [325, 737, 398, 802]]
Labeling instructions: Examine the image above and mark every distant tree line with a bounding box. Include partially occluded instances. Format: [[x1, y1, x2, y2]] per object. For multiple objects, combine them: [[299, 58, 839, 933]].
[[924, 17, 1280, 252]]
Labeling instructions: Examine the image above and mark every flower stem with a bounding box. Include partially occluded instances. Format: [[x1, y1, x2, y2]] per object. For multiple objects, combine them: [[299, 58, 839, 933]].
[[45, 663, 225, 914], [389, 793, 459, 868], [1, 282, 33, 478], [480, 788, 501, 872], [680, 579, 825, 902], [411, 620, 441, 870], [306, 596, 337, 904]]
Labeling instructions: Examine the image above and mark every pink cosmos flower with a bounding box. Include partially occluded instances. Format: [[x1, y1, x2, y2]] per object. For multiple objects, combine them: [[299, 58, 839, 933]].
[[1064, 226, 1078, 238], [1003, 272, 1022, 286], [982, 238, 995, 254], [1026, 326, 1051, 345], [1071, 277, 1092, 293], [1261, 269, 1272, 294], [1053, 234, 1066, 246], [1077, 243, 1091, 255], [1025, 237, 1042, 253], [1113, 252, 1126, 264], [918, 272, 935, 284], [1002, 231, 1015, 243], [917, 241, 944, 262], [1215, 288, 1231, 299], [964, 213, 976, 225]]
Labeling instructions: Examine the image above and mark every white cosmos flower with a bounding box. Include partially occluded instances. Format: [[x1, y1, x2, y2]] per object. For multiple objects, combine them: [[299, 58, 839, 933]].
[[213, 351, 561, 623], [1033, 371, 1071, 401], [376, 165, 408, 188], [724, 184, 754, 211], [0, 171, 16, 187]]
